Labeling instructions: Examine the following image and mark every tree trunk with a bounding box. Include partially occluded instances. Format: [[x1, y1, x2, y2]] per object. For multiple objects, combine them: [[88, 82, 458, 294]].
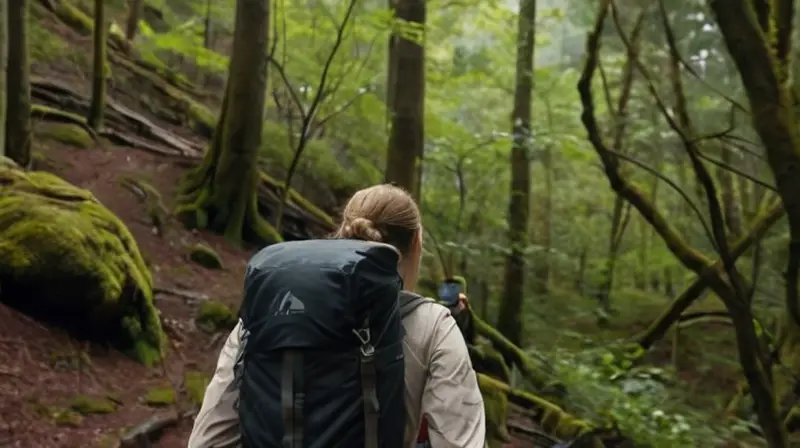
[[0, 0, 7, 157], [125, 0, 143, 41], [384, 0, 425, 201], [5, 0, 31, 167], [175, 0, 277, 247], [531, 144, 551, 296], [88, 0, 106, 131], [719, 143, 742, 240], [496, 0, 536, 348]]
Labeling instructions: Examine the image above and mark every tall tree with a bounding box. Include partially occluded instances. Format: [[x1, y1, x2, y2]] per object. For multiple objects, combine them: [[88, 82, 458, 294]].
[[0, 0, 7, 157], [384, 0, 425, 201], [88, 0, 107, 131], [125, 0, 144, 42], [5, 0, 31, 166], [496, 0, 536, 348], [175, 0, 274, 246]]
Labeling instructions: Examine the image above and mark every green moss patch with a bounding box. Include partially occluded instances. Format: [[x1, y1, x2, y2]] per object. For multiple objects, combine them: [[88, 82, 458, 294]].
[[36, 122, 94, 148], [184, 371, 210, 406], [188, 243, 223, 269], [54, 408, 84, 427], [144, 387, 176, 407], [70, 395, 116, 415], [0, 166, 165, 366], [196, 300, 237, 333]]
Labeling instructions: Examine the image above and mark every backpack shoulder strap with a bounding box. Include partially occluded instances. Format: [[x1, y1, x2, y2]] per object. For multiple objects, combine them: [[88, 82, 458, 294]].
[[399, 292, 434, 319]]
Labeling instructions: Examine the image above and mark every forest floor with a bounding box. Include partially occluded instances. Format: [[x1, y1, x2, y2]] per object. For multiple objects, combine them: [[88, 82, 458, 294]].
[[0, 138, 255, 447]]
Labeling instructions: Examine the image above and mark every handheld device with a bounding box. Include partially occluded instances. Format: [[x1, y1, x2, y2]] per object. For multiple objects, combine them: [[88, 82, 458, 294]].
[[437, 278, 462, 307]]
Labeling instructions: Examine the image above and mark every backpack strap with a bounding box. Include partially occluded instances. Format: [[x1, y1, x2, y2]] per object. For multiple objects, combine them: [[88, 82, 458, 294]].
[[355, 317, 380, 448], [399, 291, 433, 319], [281, 350, 305, 448]]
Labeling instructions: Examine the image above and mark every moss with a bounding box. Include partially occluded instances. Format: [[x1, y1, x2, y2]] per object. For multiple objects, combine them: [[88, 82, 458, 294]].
[[36, 123, 93, 148], [144, 387, 175, 407], [51, 0, 127, 49], [0, 166, 165, 366], [70, 395, 116, 415], [184, 371, 210, 406], [188, 243, 223, 269], [478, 373, 512, 446], [53, 408, 83, 427], [196, 300, 237, 333], [478, 374, 596, 442]]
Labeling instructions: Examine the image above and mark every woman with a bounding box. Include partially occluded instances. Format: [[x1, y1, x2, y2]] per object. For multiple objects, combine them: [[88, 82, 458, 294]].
[[188, 184, 486, 448]]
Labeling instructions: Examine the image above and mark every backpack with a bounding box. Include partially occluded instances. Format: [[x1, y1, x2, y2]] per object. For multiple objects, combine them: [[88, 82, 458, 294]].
[[234, 239, 428, 448]]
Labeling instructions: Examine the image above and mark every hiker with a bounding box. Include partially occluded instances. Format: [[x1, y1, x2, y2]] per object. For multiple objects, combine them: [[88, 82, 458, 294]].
[[188, 184, 486, 448]]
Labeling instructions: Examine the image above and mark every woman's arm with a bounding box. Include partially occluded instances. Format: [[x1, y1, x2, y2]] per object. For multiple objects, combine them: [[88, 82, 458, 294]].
[[187, 321, 243, 448], [421, 310, 486, 448]]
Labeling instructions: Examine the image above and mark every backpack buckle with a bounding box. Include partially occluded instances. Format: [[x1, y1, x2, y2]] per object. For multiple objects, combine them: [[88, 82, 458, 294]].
[[352, 328, 375, 358]]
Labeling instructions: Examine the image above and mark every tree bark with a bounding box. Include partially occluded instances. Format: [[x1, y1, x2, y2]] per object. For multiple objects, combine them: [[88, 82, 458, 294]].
[[384, 0, 425, 201], [5, 0, 31, 167], [88, 0, 107, 131], [175, 0, 278, 246], [496, 0, 536, 348], [0, 0, 7, 157], [125, 0, 143, 41]]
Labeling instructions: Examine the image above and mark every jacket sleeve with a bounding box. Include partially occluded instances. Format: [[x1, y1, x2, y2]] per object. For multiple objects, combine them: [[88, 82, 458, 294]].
[[421, 310, 486, 448], [188, 321, 243, 448]]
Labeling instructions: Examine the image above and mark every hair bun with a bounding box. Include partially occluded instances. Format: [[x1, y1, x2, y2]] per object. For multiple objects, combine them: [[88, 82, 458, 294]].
[[346, 217, 384, 243]]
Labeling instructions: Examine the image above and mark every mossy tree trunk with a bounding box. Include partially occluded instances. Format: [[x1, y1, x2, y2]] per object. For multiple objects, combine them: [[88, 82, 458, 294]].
[[87, 0, 106, 131], [6, 0, 31, 167], [0, 0, 7, 157], [709, 1, 800, 442], [175, 0, 277, 247], [384, 0, 425, 201], [125, 0, 143, 41], [496, 0, 536, 349]]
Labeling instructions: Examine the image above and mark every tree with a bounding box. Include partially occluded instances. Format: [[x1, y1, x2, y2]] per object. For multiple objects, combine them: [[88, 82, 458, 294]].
[[5, 0, 30, 166], [271, 0, 361, 233], [88, 0, 107, 131], [125, 0, 144, 42], [0, 0, 7, 157], [496, 0, 536, 348], [384, 0, 425, 201], [175, 0, 274, 246]]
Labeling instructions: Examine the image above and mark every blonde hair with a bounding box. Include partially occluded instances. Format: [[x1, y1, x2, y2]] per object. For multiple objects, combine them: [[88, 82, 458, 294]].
[[334, 184, 421, 256]]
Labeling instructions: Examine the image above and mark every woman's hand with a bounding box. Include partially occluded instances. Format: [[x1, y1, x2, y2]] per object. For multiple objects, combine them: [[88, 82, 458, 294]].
[[451, 293, 469, 315]]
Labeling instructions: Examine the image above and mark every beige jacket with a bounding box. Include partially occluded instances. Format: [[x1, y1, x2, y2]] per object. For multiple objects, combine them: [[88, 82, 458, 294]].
[[188, 299, 486, 448]]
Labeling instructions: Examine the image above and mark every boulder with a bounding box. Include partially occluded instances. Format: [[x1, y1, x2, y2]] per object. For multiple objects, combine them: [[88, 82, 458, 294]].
[[0, 166, 164, 365]]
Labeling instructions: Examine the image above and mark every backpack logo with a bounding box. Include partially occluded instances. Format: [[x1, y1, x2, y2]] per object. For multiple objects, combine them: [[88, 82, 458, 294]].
[[275, 290, 305, 315]]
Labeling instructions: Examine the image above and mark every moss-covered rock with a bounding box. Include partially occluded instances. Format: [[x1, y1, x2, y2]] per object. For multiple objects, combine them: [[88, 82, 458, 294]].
[[37, 122, 93, 148], [0, 166, 165, 366], [144, 387, 175, 407], [188, 243, 223, 269], [184, 371, 210, 406], [53, 408, 83, 427], [196, 300, 237, 333], [70, 395, 116, 415]]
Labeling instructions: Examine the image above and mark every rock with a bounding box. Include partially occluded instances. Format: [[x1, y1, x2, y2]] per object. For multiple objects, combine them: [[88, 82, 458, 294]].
[[70, 395, 116, 415], [144, 386, 175, 407], [36, 122, 93, 148], [195, 300, 237, 333], [0, 166, 164, 366], [188, 242, 223, 269]]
